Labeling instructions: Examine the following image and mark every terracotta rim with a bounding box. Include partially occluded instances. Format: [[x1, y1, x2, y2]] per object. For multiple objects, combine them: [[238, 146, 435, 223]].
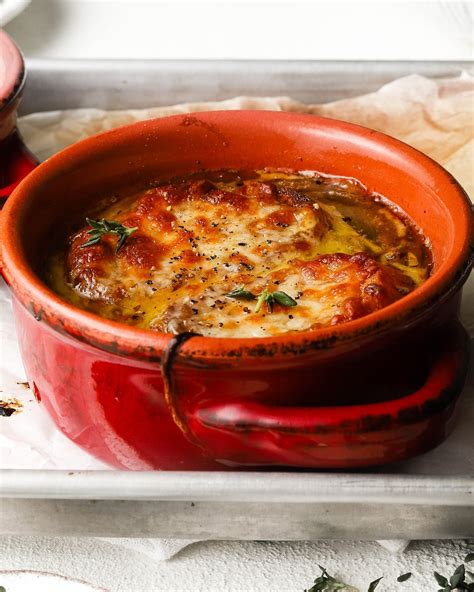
[[1, 112, 473, 364]]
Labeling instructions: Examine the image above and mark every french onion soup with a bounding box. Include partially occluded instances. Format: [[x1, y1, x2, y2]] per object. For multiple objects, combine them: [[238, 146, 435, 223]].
[[47, 170, 431, 337]]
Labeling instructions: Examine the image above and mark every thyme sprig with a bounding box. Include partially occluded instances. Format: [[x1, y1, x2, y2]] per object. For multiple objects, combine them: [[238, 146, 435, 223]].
[[225, 285, 297, 313], [81, 218, 138, 252], [304, 565, 347, 591], [434, 563, 474, 590], [225, 286, 256, 301], [303, 553, 474, 591]]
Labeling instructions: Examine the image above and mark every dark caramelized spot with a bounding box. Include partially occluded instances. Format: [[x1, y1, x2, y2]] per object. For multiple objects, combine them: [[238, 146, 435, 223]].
[[265, 209, 294, 228], [202, 189, 250, 211], [118, 234, 162, 269]]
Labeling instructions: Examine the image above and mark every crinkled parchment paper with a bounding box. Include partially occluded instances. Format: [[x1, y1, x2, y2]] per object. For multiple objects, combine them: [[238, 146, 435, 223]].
[[1, 74, 473, 471], [19, 73, 474, 196]]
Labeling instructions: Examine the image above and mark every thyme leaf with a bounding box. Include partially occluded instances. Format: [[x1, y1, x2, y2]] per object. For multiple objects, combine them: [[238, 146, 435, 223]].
[[450, 565, 465, 589], [81, 218, 138, 252], [225, 287, 298, 314], [368, 577, 383, 592], [434, 573, 449, 587], [397, 573, 412, 582], [272, 290, 298, 307], [225, 286, 256, 301]]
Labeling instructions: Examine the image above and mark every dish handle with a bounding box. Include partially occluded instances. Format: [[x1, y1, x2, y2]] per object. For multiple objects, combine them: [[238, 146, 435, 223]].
[[181, 321, 470, 468]]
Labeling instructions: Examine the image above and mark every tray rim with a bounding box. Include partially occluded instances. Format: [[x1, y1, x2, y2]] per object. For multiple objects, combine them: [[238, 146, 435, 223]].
[[19, 58, 473, 115], [23, 57, 474, 69], [1, 470, 473, 505]]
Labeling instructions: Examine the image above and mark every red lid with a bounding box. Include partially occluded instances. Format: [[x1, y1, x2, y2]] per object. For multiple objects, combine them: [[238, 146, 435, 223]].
[[0, 30, 24, 108]]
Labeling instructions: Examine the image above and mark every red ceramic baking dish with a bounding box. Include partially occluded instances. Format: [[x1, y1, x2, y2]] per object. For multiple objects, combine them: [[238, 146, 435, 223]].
[[1, 111, 472, 470], [0, 31, 37, 201]]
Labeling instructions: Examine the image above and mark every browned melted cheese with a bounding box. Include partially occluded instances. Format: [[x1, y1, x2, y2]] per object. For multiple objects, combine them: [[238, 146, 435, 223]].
[[48, 170, 431, 337]]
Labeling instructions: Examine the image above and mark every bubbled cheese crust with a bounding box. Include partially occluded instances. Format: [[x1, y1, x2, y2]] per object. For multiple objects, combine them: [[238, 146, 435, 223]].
[[51, 171, 428, 337]]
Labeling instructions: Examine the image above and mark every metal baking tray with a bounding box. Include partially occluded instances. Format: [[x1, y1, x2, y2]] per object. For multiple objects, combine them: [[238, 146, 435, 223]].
[[19, 58, 470, 113], [1, 59, 473, 540]]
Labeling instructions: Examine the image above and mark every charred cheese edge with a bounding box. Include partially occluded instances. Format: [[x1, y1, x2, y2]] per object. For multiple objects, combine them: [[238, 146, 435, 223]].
[[48, 170, 430, 337]]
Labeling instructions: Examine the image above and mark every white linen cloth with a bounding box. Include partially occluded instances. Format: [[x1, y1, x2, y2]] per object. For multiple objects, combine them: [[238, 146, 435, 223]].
[[1, 537, 472, 592], [95, 537, 410, 561]]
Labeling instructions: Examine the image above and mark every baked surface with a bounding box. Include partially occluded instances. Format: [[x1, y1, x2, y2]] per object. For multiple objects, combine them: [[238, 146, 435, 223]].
[[48, 170, 430, 337]]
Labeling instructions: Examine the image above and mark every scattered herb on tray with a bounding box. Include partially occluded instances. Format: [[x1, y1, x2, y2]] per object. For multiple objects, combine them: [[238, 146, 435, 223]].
[[304, 565, 347, 591], [303, 552, 474, 591], [396, 573, 412, 582], [367, 577, 383, 591]]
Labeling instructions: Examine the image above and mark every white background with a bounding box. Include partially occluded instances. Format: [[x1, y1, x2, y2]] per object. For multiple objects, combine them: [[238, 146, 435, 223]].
[[1, 1, 473, 591], [3, 0, 474, 61]]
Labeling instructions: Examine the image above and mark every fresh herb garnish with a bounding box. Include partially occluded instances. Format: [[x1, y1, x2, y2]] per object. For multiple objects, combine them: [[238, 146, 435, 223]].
[[81, 218, 138, 252], [466, 554, 474, 563], [304, 565, 347, 591], [225, 286, 256, 301], [396, 573, 412, 582], [0, 586, 6, 592], [255, 289, 298, 313], [272, 290, 298, 307], [368, 577, 383, 592], [225, 286, 297, 314]]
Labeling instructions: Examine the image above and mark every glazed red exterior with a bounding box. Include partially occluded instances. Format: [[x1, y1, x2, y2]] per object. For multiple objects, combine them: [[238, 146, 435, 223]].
[[0, 31, 38, 201], [1, 111, 472, 470]]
